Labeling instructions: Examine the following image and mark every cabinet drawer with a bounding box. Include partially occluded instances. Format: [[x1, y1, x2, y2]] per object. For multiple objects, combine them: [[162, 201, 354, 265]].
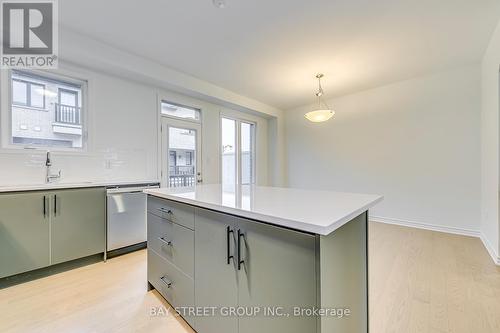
[[147, 196, 194, 230], [148, 212, 194, 278], [148, 249, 195, 326]]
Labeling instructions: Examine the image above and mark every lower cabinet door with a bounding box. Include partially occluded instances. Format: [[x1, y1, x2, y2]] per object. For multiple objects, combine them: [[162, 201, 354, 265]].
[[236, 218, 318, 333], [0, 192, 50, 278], [194, 208, 239, 333], [50, 188, 105, 265], [148, 249, 195, 326]]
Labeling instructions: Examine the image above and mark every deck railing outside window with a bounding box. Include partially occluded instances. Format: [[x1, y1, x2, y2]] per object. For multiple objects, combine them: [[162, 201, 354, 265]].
[[169, 165, 195, 187], [55, 103, 81, 125]]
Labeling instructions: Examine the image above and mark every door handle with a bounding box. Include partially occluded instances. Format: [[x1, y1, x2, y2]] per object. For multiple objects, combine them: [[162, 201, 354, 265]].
[[54, 194, 57, 215], [226, 226, 234, 264], [43, 196, 47, 218], [237, 229, 245, 270]]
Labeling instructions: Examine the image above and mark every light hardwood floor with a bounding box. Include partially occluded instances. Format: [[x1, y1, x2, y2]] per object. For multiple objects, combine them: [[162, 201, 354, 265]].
[[369, 223, 500, 333], [0, 222, 499, 333]]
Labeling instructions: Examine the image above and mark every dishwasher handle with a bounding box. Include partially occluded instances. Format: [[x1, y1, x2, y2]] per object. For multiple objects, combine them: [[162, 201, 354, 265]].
[[106, 185, 159, 194]]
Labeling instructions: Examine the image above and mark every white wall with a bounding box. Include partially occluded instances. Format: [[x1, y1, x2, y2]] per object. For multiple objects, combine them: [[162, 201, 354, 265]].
[[481, 20, 500, 263], [285, 65, 482, 233], [268, 117, 288, 186]]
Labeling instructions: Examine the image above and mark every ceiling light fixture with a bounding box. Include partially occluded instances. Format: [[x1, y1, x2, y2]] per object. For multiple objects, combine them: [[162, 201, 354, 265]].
[[213, 0, 226, 9], [304, 74, 334, 123]]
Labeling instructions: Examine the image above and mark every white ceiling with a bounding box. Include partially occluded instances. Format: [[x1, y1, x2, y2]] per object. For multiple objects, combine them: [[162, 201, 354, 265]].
[[60, 0, 500, 110]]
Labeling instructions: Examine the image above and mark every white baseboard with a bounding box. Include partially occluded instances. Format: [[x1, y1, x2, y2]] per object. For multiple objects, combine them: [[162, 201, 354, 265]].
[[370, 215, 480, 237], [479, 233, 500, 266], [370, 215, 500, 266]]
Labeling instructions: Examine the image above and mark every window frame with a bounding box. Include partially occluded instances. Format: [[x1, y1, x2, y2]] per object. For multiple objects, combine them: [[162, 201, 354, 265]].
[[11, 78, 46, 110], [157, 92, 205, 187], [220, 114, 257, 186], [1, 69, 89, 152], [58, 88, 78, 107], [160, 100, 202, 123], [11, 79, 28, 106]]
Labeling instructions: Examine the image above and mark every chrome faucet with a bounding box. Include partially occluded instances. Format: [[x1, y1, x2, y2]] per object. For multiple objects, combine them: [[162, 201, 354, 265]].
[[46, 151, 61, 183]]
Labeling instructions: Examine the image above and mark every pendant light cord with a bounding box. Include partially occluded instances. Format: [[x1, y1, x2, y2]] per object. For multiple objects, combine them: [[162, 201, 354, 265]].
[[315, 74, 330, 110]]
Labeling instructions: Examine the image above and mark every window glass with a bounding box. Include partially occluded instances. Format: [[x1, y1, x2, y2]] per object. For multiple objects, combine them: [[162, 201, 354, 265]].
[[240, 122, 255, 185], [221, 118, 236, 189], [221, 117, 256, 187], [59, 89, 77, 106], [168, 127, 197, 187], [30, 83, 45, 108], [12, 80, 27, 105], [10, 70, 85, 149], [161, 101, 200, 121]]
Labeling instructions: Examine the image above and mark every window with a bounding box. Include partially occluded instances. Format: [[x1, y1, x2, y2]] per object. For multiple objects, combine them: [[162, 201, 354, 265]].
[[59, 88, 77, 107], [8, 70, 86, 149], [167, 127, 197, 187], [161, 101, 201, 121], [169, 151, 177, 167], [221, 117, 256, 188], [12, 79, 45, 108], [186, 151, 193, 166], [240, 122, 255, 185]]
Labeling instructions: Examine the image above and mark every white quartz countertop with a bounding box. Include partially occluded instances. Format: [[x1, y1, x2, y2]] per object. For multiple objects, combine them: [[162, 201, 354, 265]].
[[144, 184, 383, 235], [0, 180, 159, 193]]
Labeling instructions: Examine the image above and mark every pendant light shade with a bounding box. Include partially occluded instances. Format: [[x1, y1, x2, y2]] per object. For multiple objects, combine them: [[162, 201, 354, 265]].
[[304, 74, 334, 123], [304, 109, 334, 122]]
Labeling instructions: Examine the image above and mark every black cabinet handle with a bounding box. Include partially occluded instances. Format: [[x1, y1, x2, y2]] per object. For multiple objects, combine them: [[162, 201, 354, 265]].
[[226, 226, 234, 265], [54, 195, 57, 215], [43, 196, 46, 217], [157, 208, 173, 215], [158, 236, 173, 246], [237, 229, 245, 270], [160, 276, 172, 288]]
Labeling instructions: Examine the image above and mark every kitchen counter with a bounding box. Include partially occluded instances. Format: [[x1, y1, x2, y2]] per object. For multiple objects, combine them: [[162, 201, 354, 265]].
[[0, 180, 159, 193], [144, 184, 382, 235]]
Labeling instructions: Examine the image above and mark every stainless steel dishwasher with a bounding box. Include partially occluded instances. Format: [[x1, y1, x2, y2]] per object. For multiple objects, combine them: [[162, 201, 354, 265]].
[[106, 184, 159, 255]]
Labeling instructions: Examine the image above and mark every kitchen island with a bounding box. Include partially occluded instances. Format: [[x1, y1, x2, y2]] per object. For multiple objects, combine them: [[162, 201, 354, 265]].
[[144, 184, 382, 333]]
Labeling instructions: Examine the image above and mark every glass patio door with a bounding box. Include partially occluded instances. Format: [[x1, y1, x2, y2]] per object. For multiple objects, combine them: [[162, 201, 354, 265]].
[[161, 117, 202, 188], [221, 117, 255, 190]]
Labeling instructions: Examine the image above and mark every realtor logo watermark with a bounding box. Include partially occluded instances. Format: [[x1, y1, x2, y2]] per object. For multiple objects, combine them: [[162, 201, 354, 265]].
[[1, 0, 58, 68]]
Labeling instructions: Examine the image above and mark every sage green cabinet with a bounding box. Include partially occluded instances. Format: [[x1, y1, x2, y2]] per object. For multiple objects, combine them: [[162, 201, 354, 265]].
[[195, 208, 239, 333], [0, 192, 50, 279], [194, 207, 317, 333], [51, 188, 105, 265], [0, 187, 105, 279], [237, 219, 317, 333]]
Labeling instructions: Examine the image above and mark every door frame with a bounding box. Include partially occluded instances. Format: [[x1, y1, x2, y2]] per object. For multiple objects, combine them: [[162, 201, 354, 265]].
[[156, 92, 207, 187], [160, 116, 202, 187]]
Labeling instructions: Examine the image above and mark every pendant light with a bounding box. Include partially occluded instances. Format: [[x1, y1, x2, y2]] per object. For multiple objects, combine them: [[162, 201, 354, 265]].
[[304, 74, 334, 122]]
